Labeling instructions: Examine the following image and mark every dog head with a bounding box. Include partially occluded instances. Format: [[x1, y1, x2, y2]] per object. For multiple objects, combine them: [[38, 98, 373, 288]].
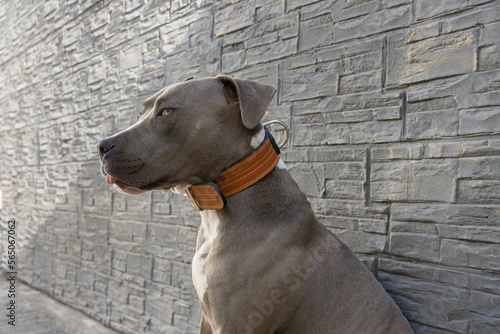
[[98, 75, 276, 195]]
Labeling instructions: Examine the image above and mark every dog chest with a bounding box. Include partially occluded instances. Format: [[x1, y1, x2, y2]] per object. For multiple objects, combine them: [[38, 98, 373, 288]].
[[192, 210, 220, 300]]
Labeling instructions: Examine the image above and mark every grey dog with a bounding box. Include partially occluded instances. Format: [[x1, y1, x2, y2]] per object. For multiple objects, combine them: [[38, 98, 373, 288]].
[[98, 76, 414, 334]]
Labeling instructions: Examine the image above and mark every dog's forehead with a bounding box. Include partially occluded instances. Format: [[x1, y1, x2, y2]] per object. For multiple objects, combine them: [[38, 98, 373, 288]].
[[139, 82, 182, 116], [140, 78, 224, 117], [141, 87, 167, 111]]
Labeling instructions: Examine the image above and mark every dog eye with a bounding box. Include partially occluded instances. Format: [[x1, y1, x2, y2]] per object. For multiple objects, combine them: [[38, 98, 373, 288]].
[[159, 108, 174, 116]]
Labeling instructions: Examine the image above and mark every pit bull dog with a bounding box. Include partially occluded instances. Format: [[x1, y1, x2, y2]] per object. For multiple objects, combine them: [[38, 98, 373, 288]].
[[98, 75, 414, 334]]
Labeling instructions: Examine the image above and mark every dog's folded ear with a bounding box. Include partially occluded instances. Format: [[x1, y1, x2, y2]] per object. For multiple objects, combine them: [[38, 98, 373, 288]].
[[217, 75, 277, 129]]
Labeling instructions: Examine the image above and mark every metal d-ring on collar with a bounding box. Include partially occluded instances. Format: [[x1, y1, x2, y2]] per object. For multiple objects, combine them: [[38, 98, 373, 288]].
[[262, 120, 289, 149]]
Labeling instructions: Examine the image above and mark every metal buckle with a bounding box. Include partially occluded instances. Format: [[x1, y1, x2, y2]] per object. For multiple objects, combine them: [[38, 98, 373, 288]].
[[263, 120, 289, 149], [185, 188, 202, 211]]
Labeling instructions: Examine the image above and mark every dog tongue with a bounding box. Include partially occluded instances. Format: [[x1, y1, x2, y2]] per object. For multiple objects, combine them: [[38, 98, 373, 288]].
[[106, 175, 118, 184]]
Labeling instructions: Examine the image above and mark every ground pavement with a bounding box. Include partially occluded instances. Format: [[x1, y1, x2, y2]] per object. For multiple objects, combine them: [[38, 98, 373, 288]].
[[0, 272, 118, 334]]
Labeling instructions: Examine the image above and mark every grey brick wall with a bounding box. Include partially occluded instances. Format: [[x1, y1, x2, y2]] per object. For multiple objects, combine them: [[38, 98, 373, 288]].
[[0, 1, 499, 333]]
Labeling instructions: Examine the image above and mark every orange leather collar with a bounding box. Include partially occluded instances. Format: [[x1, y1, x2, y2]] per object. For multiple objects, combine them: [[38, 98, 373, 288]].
[[186, 131, 281, 210]]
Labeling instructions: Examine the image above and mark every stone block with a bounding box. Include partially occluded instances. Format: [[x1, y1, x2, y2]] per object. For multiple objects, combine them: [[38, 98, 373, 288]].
[[324, 161, 366, 180], [478, 44, 500, 71], [325, 180, 365, 201], [458, 180, 500, 204], [326, 120, 401, 145], [437, 223, 500, 244], [460, 108, 500, 135], [170, 261, 193, 288], [160, 26, 190, 55], [414, 0, 468, 20], [405, 23, 440, 43], [214, 1, 254, 37], [379, 258, 469, 288], [246, 37, 298, 65], [359, 219, 388, 235], [311, 198, 389, 223], [470, 314, 500, 334], [425, 139, 500, 159], [372, 160, 458, 203], [443, 4, 500, 35], [440, 239, 469, 267], [387, 30, 476, 87], [459, 90, 500, 110], [335, 229, 387, 254], [300, 15, 333, 51], [372, 145, 424, 161], [110, 220, 147, 244], [245, 32, 279, 50], [292, 123, 328, 146], [459, 156, 500, 179], [371, 162, 411, 202], [288, 163, 325, 197], [187, 10, 213, 47], [339, 50, 382, 76], [382, 0, 412, 7], [390, 231, 441, 262], [441, 239, 500, 270], [392, 202, 500, 229], [123, 0, 144, 14], [379, 273, 471, 332], [63, 24, 80, 47], [333, 5, 411, 43], [127, 253, 153, 278], [283, 147, 367, 164], [147, 221, 182, 247], [479, 21, 500, 47], [406, 109, 460, 139], [338, 71, 382, 95], [112, 192, 152, 221], [317, 37, 383, 63], [287, 0, 320, 12], [78, 216, 109, 241], [231, 63, 279, 88], [408, 96, 458, 113], [330, 0, 382, 22], [120, 45, 143, 71]]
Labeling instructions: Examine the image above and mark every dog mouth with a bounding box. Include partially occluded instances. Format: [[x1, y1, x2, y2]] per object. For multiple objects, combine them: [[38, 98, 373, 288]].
[[105, 174, 146, 195]]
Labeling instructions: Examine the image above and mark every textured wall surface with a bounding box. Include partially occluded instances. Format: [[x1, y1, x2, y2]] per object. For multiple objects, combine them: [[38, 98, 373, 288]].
[[1, 0, 500, 333]]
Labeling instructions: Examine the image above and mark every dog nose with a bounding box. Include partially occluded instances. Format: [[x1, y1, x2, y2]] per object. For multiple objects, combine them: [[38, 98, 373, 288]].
[[98, 138, 116, 156]]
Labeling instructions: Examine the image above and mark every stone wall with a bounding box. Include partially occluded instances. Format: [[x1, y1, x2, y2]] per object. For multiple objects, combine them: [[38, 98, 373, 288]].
[[1, 0, 499, 333]]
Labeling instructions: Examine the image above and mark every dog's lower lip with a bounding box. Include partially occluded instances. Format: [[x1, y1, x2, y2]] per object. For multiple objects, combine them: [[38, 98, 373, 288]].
[[112, 179, 146, 195], [104, 174, 143, 192], [114, 183, 145, 195]]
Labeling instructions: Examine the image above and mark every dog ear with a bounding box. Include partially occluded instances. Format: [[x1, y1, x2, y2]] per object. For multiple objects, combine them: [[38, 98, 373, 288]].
[[217, 75, 276, 129]]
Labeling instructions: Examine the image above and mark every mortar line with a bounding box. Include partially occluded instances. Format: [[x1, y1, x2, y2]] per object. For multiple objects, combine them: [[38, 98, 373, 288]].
[[400, 91, 408, 141], [297, 10, 302, 53], [381, 36, 388, 90], [289, 104, 294, 149], [277, 62, 283, 105], [210, 3, 215, 41], [364, 148, 372, 206], [385, 203, 392, 254], [218, 40, 223, 73]]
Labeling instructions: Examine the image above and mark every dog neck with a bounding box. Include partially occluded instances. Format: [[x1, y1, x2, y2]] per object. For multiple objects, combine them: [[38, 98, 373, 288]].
[[185, 128, 285, 211]]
